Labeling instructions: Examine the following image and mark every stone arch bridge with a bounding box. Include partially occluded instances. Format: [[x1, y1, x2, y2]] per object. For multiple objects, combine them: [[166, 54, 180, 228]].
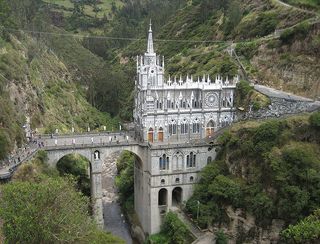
[[39, 131, 218, 234]]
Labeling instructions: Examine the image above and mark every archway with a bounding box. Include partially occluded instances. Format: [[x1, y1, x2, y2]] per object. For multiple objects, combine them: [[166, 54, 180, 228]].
[[100, 149, 143, 242], [206, 120, 215, 137], [56, 153, 91, 197], [158, 127, 164, 142], [158, 188, 168, 206], [172, 187, 183, 206], [148, 128, 154, 143]]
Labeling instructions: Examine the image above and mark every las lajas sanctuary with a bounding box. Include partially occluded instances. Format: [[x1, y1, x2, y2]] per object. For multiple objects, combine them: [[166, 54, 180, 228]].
[[131, 22, 238, 233], [133, 22, 238, 143]]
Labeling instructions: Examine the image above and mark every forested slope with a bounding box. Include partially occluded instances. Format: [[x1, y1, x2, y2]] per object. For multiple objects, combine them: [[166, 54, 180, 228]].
[[186, 112, 320, 243], [0, 0, 118, 160]]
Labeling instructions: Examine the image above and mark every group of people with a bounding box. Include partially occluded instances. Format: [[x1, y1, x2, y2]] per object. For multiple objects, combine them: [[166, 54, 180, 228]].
[[0, 143, 38, 170]]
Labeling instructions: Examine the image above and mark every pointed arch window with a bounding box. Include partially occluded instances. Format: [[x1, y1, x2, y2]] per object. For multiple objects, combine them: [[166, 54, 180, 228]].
[[181, 119, 188, 135], [169, 121, 177, 135], [192, 121, 200, 133], [159, 154, 169, 170], [186, 152, 196, 168]]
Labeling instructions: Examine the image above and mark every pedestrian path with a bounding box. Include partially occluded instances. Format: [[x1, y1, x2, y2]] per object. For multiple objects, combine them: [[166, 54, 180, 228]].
[[0, 144, 39, 180], [172, 207, 204, 239]]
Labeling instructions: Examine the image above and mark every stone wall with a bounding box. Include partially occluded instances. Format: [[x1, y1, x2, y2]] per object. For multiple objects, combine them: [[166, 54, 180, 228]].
[[239, 85, 320, 120], [242, 97, 320, 120]]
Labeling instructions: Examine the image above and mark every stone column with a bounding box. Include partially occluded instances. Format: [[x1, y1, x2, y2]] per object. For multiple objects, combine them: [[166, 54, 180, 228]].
[[91, 157, 104, 228]]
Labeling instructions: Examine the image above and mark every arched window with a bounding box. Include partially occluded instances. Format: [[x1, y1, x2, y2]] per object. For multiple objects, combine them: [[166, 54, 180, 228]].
[[158, 127, 164, 142], [158, 188, 168, 206], [206, 120, 215, 137], [161, 179, 165, 185], [160, 154, 169, 170], [94, 150, 100, 160], [186, 152, 196, 168], [181, 122, 188, 134], [190, 176, 194, 182], [169, 122, 177, 135], [167, 99, 171, 109], [207, 156, 212, 164], [192, 122, 200, 133], [148, 128, 154, 142], [175, 178, 180, 183]]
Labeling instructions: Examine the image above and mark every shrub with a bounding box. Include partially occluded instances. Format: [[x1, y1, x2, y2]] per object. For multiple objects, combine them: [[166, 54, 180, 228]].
[[161, 211, 189, 244], [309, 112, 320, 128], [235, 42, 258, 59], [280, 22, 311, 44], [0, 177, 124, 243], [281, 209, 320, 243], [216, 229, 228, 244]]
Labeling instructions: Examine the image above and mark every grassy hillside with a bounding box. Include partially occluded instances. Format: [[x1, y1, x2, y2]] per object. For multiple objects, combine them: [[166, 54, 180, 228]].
[[282, 0, 320, 11], [43, 0, 123, 19], [99, 0, 319, 102], [0, 0, 119, 159]]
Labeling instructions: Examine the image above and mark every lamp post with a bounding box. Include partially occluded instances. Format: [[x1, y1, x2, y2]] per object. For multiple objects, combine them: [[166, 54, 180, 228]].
[[197, 200, 200, 220]]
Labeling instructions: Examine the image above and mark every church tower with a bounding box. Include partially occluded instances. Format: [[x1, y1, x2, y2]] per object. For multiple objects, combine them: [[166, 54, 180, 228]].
[[134, 22, 238, 144], [134, 21, 165, 141]]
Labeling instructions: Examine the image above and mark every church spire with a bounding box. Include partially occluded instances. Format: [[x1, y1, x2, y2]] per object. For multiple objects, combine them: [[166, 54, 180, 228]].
[[147, 19, 154, 54]]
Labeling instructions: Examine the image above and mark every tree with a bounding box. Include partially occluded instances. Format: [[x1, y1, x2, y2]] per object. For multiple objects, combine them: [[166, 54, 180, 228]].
[[281, 209, 320, 243], [309, 112, 320, 128], [161, 211, 189, 244], [0, 0, 17, 29], [0, 129, 10, 160], [0, 177, 124, 243]]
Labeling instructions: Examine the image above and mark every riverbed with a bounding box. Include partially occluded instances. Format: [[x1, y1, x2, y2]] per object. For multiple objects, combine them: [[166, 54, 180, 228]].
[[101, 153, 133, 244]]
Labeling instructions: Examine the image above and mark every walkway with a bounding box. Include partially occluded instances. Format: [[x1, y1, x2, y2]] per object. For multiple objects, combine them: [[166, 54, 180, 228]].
[[172, 207, 204, 239], [0, 145, 39, 179], [273, 0, 319, 16]]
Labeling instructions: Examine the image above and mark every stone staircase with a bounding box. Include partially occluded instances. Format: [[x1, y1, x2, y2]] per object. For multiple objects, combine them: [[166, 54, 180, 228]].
[[172, 207, 204, 239]]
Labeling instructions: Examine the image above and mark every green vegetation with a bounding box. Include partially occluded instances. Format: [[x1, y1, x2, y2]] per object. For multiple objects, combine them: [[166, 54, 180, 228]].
[[148, 211, 193, 244], [281, 209, 320, 243], [57, 153, 91, 197], [115, 151, 135, 214], [280, 21, 312, 44], [235, 80, 270, 111], [0, 151, 124, 243], [215, 230, 228, 244], [282, 0, 320, 11], [186, 113, 320, 242]]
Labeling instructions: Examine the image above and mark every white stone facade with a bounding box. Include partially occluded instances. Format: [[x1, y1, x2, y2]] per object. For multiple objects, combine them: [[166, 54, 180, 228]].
[[133, 22, 238, 144], [132, 23, 238, 234]]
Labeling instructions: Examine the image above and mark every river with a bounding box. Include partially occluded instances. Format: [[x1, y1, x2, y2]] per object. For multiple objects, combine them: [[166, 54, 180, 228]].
[[101, 153, 134, 244]]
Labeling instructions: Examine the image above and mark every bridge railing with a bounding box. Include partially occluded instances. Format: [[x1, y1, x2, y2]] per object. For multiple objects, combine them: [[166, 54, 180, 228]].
[[44, 140, 145, 151], [38, 130, 127, 139]]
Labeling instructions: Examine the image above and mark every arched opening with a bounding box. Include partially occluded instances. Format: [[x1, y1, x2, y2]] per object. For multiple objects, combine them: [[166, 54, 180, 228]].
[[172, 187, 183, 206], [158, 188, 168, 206], [94, 150, 100, 160], [186, 152, 196, 168], [206, 120, 215, 137], [56, 153, 91, 197], [158, 127, 164, 142], [105, 150, 143, 238], [159, 154, 169, 170], [190, 176, 194, 182], [207, 156, 212, 164], [161, 179, 165, 185], [148, 128, 154, 143]]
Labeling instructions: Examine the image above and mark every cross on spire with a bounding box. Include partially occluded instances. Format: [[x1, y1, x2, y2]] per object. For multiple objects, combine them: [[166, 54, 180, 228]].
[[147, 19, 154, 54]]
